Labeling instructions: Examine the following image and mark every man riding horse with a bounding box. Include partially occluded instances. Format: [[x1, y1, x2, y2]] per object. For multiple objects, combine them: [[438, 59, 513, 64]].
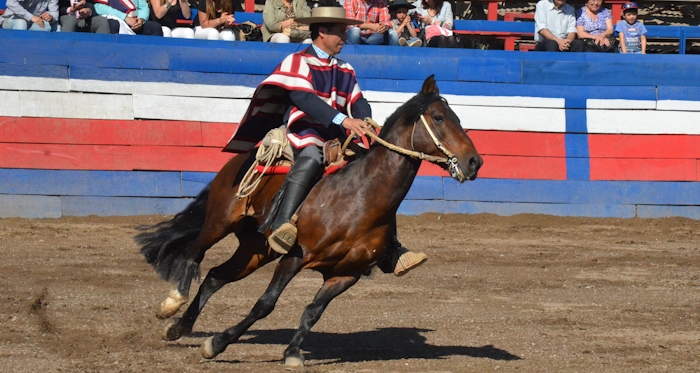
[[225, 6, 427, 276]]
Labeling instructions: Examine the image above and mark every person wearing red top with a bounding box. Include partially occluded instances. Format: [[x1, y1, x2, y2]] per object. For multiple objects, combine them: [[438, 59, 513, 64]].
[[344, 0, 398, 45]]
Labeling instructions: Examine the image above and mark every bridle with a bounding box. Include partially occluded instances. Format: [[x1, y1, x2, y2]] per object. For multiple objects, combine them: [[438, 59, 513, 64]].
[[342, 107, 467, 182]]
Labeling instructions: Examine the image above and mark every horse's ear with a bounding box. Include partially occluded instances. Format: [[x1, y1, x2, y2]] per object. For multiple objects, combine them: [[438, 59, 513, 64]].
[[420, 75, 439, 95]]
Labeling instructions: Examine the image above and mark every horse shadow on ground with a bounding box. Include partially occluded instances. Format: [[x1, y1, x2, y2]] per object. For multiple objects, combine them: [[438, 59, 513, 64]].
[[182, 327, 520, 364]]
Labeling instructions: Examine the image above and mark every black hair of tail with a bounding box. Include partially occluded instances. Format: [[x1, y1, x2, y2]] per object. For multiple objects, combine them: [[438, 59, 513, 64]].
[[134, 184, 210, 283]]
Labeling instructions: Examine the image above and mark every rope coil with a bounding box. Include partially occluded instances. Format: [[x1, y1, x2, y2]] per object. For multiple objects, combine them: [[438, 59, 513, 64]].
[[236, 127, 292, 199]]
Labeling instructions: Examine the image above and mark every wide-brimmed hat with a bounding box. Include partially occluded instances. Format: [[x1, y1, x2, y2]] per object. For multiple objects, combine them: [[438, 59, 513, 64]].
[[389, 0, 415, 12], [295, 6, 363, 25]]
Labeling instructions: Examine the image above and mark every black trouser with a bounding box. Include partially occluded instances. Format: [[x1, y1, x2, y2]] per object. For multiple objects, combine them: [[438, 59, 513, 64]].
[[267, 146, 323, 232], [107, 19, 163, 36], [535, 39, 584, 52], [427, 35, 459, 48]]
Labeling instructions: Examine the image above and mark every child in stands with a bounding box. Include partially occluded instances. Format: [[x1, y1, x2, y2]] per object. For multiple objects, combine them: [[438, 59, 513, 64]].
[[389, 0, 421, 47], [616, 2, 646, 54]]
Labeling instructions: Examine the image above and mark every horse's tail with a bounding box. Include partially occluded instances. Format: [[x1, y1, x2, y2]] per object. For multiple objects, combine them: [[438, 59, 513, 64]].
[[135, 184, 210, 284]]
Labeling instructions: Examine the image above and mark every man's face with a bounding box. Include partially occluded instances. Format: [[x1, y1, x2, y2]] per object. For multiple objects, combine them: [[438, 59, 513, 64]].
[[553, 0, 566, 8], [396, 8, 408, 22], [320, 23, 348, 56]]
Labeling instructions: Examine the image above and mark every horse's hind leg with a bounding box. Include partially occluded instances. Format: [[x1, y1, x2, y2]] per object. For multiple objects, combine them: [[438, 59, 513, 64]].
[[283, 274, 360, 370], [163, 233, 276, 341], [157, 218, 232, 319], [201, 254, 304, 359]]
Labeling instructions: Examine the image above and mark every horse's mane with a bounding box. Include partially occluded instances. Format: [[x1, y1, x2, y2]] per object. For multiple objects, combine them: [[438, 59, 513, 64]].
[[378, 91, 445, 138]]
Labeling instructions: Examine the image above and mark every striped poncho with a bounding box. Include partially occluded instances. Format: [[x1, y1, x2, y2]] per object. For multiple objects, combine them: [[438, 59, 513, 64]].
[[224, 47, 364, 153]]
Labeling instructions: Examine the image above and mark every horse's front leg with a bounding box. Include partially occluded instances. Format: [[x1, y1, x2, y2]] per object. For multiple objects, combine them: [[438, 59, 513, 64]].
[[201, 253, 304, 359], [283, 274, 361, 371]]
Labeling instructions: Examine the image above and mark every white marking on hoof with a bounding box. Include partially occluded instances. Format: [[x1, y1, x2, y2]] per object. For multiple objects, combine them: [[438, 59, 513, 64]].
[[156, 290, 188, 319], [162, 317, 182, 341], [201, 336, 218, 359], [284, 356, 305, 371]]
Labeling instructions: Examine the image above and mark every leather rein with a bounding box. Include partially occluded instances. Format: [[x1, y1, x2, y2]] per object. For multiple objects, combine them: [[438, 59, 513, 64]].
[[342, 114, 467, 182]]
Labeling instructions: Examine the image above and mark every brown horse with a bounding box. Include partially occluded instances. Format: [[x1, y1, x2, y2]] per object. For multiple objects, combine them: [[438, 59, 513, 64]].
[[136, 75, 482, 370]]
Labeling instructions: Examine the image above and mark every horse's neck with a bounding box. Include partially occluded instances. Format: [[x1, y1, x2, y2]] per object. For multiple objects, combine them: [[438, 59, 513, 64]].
[[357, 128, 422, 211]]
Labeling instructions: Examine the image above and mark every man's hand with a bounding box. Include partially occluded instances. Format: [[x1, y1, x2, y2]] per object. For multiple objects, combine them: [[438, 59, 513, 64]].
[[77, 7, 91, 19], [557, 38, 571, 51], [40, 11, 53, 22], [341, 118, 376, 137], [73, 0, 86, 10], [31, 15, 45, 28], [125, 16, 142, 30], [279, 18, 294, 30], [374, 23, 387, 33]]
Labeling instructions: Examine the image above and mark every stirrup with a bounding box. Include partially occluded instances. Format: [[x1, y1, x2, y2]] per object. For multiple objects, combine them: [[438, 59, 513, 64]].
[[393, 246, 428, 276], [268, 222, 298, 255]]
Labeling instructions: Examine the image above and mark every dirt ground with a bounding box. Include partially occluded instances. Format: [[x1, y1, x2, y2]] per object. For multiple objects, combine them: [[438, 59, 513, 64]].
[[1, 213, 699, 372]]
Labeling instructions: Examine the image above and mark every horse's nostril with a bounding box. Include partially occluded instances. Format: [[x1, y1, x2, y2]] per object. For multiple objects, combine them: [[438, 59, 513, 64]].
[[468, 156, 480, 171]]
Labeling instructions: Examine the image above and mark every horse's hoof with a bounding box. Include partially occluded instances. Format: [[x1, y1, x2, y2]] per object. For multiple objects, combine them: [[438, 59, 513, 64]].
[[201, 336, 219, 359], [162, 317, 189, 341], [156, 290, 188, 319], [284, 356, 305, 371]]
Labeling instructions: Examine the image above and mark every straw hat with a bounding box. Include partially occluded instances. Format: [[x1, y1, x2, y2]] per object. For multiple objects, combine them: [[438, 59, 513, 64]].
[[295, 6, 363, 25]]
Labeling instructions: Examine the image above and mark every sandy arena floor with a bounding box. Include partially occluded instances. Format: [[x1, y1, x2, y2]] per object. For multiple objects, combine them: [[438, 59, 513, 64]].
[[0, 213, 699, 372]]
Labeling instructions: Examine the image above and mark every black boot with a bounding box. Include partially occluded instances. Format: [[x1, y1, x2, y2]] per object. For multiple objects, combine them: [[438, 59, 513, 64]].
[[267, 156, 322, 254]]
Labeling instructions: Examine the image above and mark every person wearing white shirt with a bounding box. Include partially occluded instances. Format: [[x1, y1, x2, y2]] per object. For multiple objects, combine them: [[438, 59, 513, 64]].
[[534, 0, 584, 52]]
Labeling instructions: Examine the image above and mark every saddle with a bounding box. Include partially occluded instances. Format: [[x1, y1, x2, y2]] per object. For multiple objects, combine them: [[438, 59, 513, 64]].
[[236, 126, 363, 200]]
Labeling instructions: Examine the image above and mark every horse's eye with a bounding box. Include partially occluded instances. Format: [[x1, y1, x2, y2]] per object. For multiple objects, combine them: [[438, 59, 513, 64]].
[[433, 115, 444, 123]]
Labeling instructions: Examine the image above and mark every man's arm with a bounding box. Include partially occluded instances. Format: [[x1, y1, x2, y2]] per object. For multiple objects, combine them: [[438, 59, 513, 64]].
[[135, 0, 149, 21], [94, 1, 127, 19], [288, 91, 372, 129], [48, 0, 59, 22], [5, 0, 32, 21], [378, 4, 391, 28], [289, 91, 344, 127]]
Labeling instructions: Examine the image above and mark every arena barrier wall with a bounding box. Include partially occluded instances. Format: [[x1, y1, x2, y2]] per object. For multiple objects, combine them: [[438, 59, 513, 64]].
[[1, 29, 700, 218]]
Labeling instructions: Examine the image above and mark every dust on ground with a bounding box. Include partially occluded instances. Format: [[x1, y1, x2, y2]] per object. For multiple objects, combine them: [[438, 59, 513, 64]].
[[0, 213, 699, 372]]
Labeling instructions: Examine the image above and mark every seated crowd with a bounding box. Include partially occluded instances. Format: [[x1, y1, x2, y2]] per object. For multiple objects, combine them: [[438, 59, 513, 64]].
[[535, 0, 646, 53], [0, 0, 648, 52]]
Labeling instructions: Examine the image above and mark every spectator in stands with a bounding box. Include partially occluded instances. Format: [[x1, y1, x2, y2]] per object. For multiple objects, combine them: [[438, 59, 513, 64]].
[[149, 0, 194, 38], [616, 2, 646, 53], [390, 0, 421, 47], [410, 0, 458, 48], [194, 0, 236, 40], [94, 0, 163, 35], [0, 0, 58, 31], [58, 0, 113, 33], [344, 0, 398, 46], [575, 0, 616, 52], [534, 0, 584, 52], [262, 0, 311, 43]]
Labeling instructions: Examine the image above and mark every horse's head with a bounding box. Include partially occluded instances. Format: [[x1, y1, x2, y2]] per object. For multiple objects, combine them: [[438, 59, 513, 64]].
[[391, 75, 482, 182]]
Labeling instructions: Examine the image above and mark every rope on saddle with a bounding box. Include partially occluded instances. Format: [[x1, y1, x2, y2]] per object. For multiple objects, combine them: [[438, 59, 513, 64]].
[[236, 127, 292, 199], [344, 117, 450, 164]]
